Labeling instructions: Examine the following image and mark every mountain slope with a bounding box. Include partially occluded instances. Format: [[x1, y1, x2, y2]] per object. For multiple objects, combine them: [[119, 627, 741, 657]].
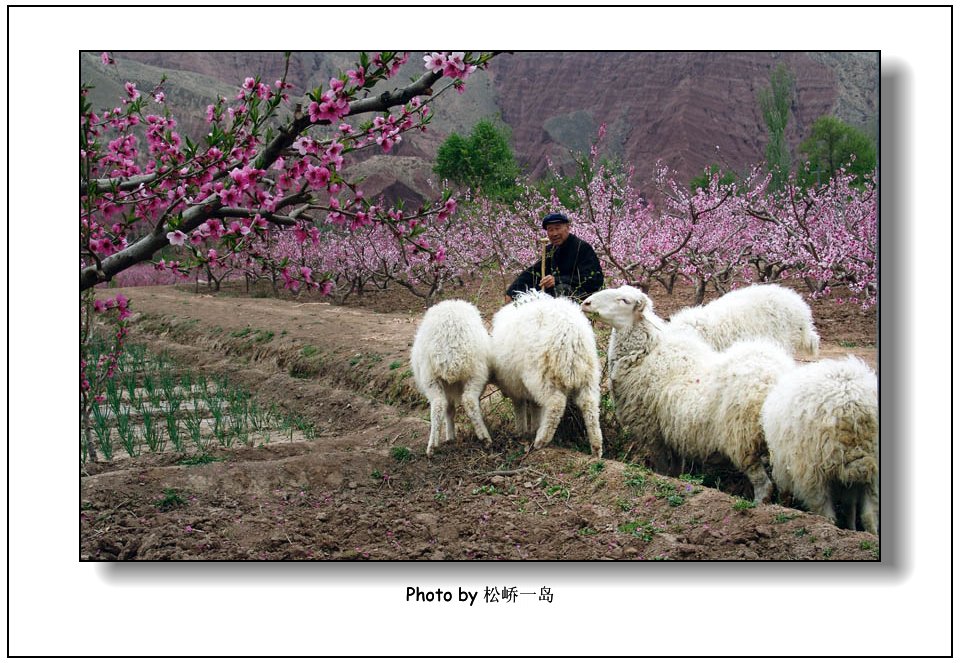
[[82, 51, 878, 202]]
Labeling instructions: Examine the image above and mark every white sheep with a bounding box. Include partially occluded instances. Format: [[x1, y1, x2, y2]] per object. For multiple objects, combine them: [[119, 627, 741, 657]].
[[410, 299, 493, 456], [581, 285, 796, 502], [668, 283, 820, 357], [762, 356, 879, 533], [490, 290, 603, 458]]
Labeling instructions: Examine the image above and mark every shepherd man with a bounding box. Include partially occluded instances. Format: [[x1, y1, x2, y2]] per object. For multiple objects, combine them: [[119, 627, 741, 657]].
[[504, 212, 604, 303]]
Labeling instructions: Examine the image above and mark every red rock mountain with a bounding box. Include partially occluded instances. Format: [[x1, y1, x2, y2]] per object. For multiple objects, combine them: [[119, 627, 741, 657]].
[[83, 51, 878, 205]]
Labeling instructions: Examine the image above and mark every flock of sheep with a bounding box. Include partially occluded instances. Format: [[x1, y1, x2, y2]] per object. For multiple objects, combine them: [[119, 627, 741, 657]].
[[409, 284, 878, 534]]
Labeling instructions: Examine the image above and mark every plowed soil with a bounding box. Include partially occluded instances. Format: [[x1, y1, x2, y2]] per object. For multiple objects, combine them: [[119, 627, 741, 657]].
[[81, 278, 878, 561]]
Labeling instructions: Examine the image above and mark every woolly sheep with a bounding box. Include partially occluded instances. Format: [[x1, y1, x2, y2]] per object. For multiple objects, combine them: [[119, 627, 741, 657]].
[[762, 356, 879, 534], [581, 285, 795, 502], [490, 290, 603, 458], [668, 284, 820, 357], [410, 299, 493, 456]]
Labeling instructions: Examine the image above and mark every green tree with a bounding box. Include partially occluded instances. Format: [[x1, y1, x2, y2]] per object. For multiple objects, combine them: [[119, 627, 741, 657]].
[[434, 119, 520, 201], [689, 164, 737, 193], [798, 115, 876, 187], [757, 63, 795, 190]]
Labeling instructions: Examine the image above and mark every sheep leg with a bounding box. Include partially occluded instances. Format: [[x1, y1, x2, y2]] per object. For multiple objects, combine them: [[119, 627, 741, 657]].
[[513, 400, 528, 436], [532, 392, 567, 451], [806, 488, 838, 527], [840, 488, 858, 531], [423, 383, 449, 457], [744, 461, 773, 504], [442, 383, 462, 442], [461, 377, 492, 445], [529, 403, 542, 434], [573, 388, 604, 459], [859, 484, 879, 535], [444, 400, 457, 442]]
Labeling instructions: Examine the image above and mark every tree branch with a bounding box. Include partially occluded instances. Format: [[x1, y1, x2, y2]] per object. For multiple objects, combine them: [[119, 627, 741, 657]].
[[79, 66, 459, 292], [87, 172, 159, 194]]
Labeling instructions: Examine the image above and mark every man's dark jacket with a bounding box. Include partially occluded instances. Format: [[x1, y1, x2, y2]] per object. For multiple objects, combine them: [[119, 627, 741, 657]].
[[506, 233, 604, 301]]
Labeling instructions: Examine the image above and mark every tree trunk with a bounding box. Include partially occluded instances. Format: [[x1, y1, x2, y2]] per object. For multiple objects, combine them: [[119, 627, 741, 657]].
[[694, 278, 706, 305], [81, 398, 97, 463], [665, 272, 677, 294]]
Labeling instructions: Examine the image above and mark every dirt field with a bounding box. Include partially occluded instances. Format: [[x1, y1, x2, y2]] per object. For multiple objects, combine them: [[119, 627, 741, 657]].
[[81, 278, 879, 560]]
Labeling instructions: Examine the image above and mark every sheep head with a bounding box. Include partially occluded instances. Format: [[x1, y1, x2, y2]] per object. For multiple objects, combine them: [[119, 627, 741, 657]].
[[581, 286, 651, 331]]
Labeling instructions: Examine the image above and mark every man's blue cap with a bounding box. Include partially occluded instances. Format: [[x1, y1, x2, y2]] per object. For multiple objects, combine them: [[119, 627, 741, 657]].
[[542, 212, 570, 228]]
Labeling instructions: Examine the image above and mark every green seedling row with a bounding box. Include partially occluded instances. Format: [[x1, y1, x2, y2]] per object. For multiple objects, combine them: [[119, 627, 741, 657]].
[[82, 338, 318, 462]]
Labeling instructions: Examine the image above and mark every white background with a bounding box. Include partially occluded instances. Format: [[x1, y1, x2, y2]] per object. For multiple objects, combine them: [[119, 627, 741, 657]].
[[5, 4, 953, 657]]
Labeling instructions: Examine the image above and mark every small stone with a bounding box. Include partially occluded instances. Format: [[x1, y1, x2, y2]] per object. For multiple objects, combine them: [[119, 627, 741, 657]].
[[490, 475, 505, 485], [523, 482, 534, 489], [347, 481, 357, 489]]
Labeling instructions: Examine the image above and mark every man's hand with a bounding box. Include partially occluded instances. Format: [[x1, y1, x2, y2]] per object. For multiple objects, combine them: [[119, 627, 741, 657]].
[[539, 275, 556, 289]]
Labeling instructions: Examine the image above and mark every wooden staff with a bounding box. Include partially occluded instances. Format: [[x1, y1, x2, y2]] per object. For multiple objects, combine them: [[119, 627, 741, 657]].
[[539, 237, 550, 287]]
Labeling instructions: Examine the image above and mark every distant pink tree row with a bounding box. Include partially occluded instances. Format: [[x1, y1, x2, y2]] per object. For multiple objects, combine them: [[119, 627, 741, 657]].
[[211, 135, 876, 310], [456, 129, 877, 308]]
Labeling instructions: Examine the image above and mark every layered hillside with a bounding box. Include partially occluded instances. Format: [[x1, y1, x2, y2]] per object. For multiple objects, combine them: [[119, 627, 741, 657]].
[[82, 51, 877, 204]]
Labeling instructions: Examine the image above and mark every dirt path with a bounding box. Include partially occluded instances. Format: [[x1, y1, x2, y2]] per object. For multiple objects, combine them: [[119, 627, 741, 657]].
[[81, 285, 878, 560]]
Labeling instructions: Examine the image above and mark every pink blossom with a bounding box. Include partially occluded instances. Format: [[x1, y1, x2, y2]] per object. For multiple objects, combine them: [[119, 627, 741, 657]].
[[437, 197, 457, 222], [229, 165, 260, 191], [308, 95, 349, 124], [277, 171, 295, 191], [293, 136, 317, 156], [166, 230, 188, 246], [442, 52, 466, 79], [218, 186, 242, 207], [154, 91, 165, 104], [376, 134, 395, 153], [100, 52, 113, 66], [389, 52, 409, 76], [304, 164, 331, 189], [326, 141, 344, 158], [423, 52, 445, 73], [347, 66, 365, 87], [124, 82, 140, 100]]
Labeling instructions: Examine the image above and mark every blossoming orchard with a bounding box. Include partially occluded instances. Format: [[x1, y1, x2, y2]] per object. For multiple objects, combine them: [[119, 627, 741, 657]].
[[80, 51, 876, 462]]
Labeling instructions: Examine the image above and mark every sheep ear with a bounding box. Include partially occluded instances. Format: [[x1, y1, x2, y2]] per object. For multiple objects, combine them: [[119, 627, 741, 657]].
[[631, 296, 647, 320]]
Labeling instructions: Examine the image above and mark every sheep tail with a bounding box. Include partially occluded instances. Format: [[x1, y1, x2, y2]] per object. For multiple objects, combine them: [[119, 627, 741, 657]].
[[433, 354, 471, 384], [801, 328, 821, 357]]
